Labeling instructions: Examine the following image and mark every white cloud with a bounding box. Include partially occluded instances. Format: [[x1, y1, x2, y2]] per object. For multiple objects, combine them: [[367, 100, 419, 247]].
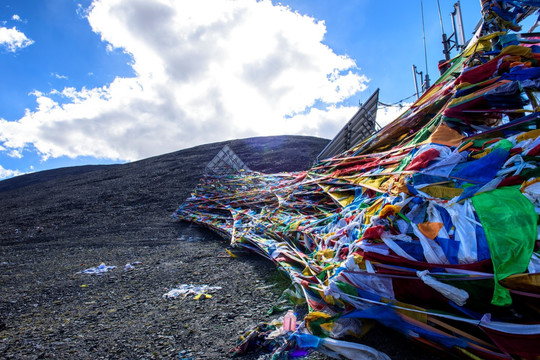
[[0, 164, 22, 180], [12, 14, 21, 21], [0, 0, 368, 162], [376, 103, 411, 128], [0, 26, 33, 52], [52, 73, 69, 80], [7, 149, 23, 158], [76, 4, 89, 19]]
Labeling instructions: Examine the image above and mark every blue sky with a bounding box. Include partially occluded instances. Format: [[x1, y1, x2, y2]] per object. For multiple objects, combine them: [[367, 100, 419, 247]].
[[0, 0, 483, 179]]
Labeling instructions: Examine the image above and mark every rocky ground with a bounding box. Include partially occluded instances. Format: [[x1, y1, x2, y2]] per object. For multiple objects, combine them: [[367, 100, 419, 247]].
[[0, 136, 441, 359]]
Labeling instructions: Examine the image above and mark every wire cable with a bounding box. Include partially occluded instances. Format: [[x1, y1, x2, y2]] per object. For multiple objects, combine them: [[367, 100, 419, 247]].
[[378, 93, 417, 107]]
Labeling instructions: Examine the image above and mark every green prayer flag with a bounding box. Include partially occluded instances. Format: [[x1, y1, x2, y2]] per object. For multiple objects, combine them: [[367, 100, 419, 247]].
[[472, 187, 537, 306]]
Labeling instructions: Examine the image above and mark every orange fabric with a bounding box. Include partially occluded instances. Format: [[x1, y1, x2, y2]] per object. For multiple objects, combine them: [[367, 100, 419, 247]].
[[417, 222, 443, 240], [426, 123, 464, 147], [390, 175, 411, 196], [509, 61, 532, 68]]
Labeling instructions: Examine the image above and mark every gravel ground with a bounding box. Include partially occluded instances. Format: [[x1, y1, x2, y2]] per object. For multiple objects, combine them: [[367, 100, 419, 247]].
[[0, 135, 442, 359]]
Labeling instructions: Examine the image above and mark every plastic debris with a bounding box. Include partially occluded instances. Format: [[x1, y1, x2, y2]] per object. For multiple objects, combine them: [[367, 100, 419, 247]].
[[232, 319, 390, 360], [178, 349, 194, 360], [225, 249, 237, 258], [282, 310, 297, 333], [78, 263, 116, 275], [124, 261, 142, 271], [321, 337, 391, 360], [163, 284, 222, 299]]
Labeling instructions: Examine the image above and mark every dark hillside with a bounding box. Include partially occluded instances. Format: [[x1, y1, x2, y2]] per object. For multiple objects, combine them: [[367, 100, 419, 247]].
[[0, 135, 327, 244], [0, 136, 336, 359], [0, 164, 111, 193], [0, 135, 437, 359]]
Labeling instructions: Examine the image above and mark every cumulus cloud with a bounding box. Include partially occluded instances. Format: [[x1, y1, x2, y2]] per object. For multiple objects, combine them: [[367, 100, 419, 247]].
[[376, 103, 411, 128], [0, 26, 34, 52], [0, 164, 22, 180], [0, 0, 368, 161], [12, 14, 22, 21]]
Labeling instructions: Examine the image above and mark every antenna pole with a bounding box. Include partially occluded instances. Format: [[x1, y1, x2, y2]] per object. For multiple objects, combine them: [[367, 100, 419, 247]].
[[420, 0, 430, 91], [420, 0, 429, 79], [436, 0, 445, 33], [438, 0, 451, 61], [424, 73, 430, 91]]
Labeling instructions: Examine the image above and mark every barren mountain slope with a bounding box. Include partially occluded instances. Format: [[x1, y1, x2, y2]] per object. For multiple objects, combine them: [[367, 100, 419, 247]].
[[0, 135, 438, 359]]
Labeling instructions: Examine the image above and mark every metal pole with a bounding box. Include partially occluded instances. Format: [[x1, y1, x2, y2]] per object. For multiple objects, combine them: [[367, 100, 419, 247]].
[[412, 65, 420, 99], [420, 0, 429, 80], [424, 73, 431, 92], [437, 0, 451, 60], [442, 33, 450, 61], [436, 0, 445, 33]]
